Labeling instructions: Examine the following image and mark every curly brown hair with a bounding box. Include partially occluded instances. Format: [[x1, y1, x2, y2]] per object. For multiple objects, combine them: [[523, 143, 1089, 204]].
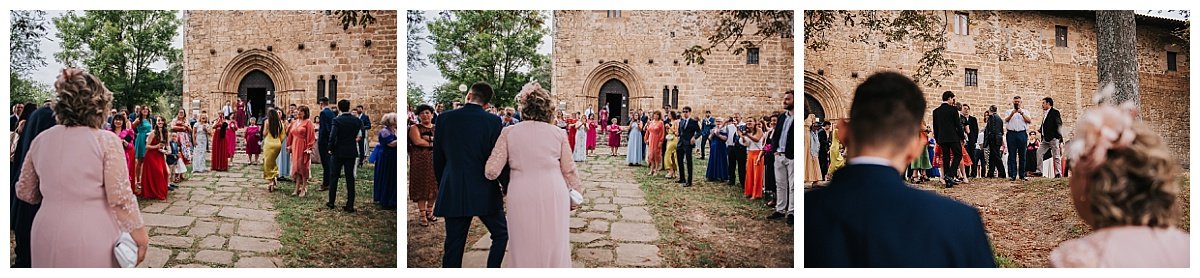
[[1078, 124, 1182, 229], [53, 68, 112, 128], [519, 86, 554, 123]]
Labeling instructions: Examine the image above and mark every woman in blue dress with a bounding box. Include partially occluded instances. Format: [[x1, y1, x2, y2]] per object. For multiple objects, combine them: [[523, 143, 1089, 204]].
[[276, 108, 291, 181], [373, 113, 398, 210], [133, 106, 153, 189], [626, 120, 644, 166], [705, 118, 729, 182]]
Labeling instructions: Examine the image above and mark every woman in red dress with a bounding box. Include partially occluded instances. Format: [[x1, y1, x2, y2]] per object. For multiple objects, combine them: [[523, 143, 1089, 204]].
[[140, 116, 170, 200], [225, 116, 238, 162], [566, 112, 579, 152], [211, 116, 230, 171]]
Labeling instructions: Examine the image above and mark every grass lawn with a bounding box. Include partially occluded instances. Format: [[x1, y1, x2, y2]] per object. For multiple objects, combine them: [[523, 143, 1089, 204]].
[[271, 163, 397, 267]]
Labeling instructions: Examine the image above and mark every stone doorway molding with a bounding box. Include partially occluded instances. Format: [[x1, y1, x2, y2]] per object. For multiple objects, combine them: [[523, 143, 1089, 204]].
[[217, 49, 296, 95], [582, 61, 648, 111], [803, 70, 847, 120]]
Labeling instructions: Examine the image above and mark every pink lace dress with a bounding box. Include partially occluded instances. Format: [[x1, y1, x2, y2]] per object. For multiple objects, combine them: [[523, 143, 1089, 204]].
[[1051, 226, 1190, 267], [16, 126, 145, 267], [484, 121, 583, 267]]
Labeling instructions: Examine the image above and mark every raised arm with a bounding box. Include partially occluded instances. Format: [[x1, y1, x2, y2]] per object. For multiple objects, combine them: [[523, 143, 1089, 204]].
[[484, 128, 510, 180]]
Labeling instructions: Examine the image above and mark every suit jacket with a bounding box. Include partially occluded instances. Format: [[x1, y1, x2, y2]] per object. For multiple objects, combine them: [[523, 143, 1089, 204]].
[[432, 104, 506, 218], [328, 113, 364, 159], [817, 128, 830, 159], [1041, 108, 1063, 142], [932, 103, 965, 145], [360, 114, 372, 131], [771, 113, 795, 159], [983, 114, 1005, 148], [676, 117, 701, 148], [317, 107, 336, 148], [10, 107, 54, 231], [805, 164, 996, 267], [964, 115, 980, 146]]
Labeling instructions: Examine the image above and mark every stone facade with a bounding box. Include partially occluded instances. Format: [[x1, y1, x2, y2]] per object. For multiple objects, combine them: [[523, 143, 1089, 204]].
[[553, 10, 795, 124], [183, 10, 397, 139], [804, 11, 1190, 165]]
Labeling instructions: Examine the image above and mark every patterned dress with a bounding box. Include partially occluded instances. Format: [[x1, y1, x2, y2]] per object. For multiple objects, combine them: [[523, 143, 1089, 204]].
[[408, 124, 437, 202]]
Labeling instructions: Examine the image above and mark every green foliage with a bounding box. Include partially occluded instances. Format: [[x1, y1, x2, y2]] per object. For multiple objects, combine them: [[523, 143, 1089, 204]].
[[683, 10, 794, 65], [10, 72, 53, 105], [804, 10, 957, 87], [428, 10, 549, 108], [333, 10, 377, 31], [406, 82, 426, 109], [53, 10, 182, 111], [406, 10, 427, 71], [10, 10, 48, 77]]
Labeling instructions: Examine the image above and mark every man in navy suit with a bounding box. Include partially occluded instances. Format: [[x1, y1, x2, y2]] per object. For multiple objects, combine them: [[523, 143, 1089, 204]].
[[433, 82, 508, 268], [9, 104, 54, 268], [326, 99, 364, 212], [805, 72, 995, 268], [317, 97, 337, 191], [675, 106, 701, 187]]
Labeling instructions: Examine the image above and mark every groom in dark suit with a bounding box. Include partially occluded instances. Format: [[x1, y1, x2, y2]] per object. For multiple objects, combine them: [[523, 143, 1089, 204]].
[[932, 91, 965, 188], [805, 72, 995, 267], [675, 106, 701, 187], [327, 99, 364, 212], [432, 82, 509, 268]]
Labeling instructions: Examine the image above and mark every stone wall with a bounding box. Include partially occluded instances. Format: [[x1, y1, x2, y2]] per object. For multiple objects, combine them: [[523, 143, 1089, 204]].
[[804, 11, 1190, 166], [553, 10, 795, 121], [183, 10, 397, 139]]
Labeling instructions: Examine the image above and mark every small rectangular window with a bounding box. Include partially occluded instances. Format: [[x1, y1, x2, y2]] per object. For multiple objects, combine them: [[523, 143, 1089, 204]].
[[1167, 51, 1178, 71], [965, 68, 978, 87], [607, 10, 621, 18], [954, 12, 970, 35], [746, 48, 760, 64], [1055, 25, 1068, 47]]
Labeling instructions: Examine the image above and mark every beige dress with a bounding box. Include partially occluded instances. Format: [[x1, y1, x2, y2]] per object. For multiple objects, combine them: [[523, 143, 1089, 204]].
[[16, 126, 145, 267], [484, 121, 583, 268], [1051, 226, 1189, 267]]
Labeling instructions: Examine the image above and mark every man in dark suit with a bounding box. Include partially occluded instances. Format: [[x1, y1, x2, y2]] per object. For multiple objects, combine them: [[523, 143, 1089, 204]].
[[1037, 97, 1064, 178], [962, 104, 980, 178], [767, 91, 795, 226], [10, 104, 54, 268], [817, 122, 831, 180], [326, 99, 364, 212], [356, 105, 372, 167], [983, 105, 1007, 178], [805, 72, 995, 267], [700, 110, 714, 159], [433, 82, 508, 268], [931, 91, 965, 188], [725, 113, 747, 186], [675, 106, 701, 187], [317, 97, 336, 191]]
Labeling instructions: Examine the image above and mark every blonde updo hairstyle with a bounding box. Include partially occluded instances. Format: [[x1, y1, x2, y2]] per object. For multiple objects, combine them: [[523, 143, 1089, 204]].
[[1075, 123, 1181, 229], [53, 68, 113, 129]]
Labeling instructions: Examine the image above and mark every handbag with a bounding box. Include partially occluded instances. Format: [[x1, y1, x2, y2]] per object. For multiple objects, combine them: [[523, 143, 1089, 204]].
[[114, 232, 138, 268], [569, 188, 584, 206], [310, 147, 321, 165]]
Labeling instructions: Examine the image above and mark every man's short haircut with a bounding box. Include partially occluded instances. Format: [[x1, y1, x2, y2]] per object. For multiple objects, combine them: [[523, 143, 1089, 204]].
[[682, 106, 692, 113], [849, 72, 927, 151], [1043, 97, 1054, 107], [337, 99, 351, 112], [1014, 95, 1022, 100], [942, 91, 955, 101], [470, 81, 495, 104], [318, 97, 329, 105]]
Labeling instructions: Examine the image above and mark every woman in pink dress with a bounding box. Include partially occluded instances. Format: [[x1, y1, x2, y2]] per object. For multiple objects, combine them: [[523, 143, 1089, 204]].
[[112, 113, 137, 192], [585, 114, 598, 156], [225, 116, 238, 163], [288, 106, 317, 197], [1050, 97, 1189, 268], [235, 99, 248, 127], [484, 82, 582, 267], [15, 68, 148, 267], [644, 111, 665, 176], [606, 118, 621, 156], [244, 120, 262, 165]]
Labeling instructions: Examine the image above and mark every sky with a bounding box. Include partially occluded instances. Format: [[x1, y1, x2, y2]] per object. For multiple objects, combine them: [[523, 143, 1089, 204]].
[[29, 10, 186, 86], [408, 10, 554, 97]]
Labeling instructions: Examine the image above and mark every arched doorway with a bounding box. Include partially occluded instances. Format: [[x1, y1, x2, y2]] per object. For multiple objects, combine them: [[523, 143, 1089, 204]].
[[804, 94, 826, 122], [598, 79, 629, 124], [238, 70, 274, 122]]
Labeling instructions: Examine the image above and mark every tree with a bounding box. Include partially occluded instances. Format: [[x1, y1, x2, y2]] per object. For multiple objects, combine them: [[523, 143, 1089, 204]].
[[10, 10, 50, 104], [428, 10, 549, 108], [53, 10, 181, 110], [333, 10, 377, 31], [683, 10, 793, 65], [407, 83, 426, 109], [1095, 11, 1141, 108], [407, 10, 427, 71], [803, 11, 956, 87]]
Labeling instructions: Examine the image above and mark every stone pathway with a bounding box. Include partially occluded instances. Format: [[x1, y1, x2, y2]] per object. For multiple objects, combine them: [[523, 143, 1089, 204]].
[[463, 150, 663, 267], [138, 153, 284, 268]]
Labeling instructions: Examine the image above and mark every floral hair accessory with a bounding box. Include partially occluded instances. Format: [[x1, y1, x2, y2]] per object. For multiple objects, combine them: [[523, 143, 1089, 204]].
[[516, 80, 543, 104], [1066, 83, 1140, 171]]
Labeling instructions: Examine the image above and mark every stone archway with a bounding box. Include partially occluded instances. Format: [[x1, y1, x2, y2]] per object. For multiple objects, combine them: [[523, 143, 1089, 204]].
[[597, 79, 629, 124], [217, 49, 296, 95], [237, 70, 275, 121], [582, 61, 646, 122], [803, 70, 847, 121]]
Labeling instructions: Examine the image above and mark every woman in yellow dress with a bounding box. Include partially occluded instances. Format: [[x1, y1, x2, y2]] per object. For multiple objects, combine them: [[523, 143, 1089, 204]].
[[663, 113, 679, 179], [262, 108, 284, 192], [826, 120, 845, 179], [803, 114, 822, 186]]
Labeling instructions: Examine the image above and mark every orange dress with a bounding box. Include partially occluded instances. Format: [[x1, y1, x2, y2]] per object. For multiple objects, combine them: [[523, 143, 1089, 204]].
[[287, 119, 317, 180], [644, 120, 665, 165]]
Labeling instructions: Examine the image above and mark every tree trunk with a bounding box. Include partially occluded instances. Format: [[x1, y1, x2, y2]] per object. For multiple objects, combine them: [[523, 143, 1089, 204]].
[[1095, 11, 1141, 109]]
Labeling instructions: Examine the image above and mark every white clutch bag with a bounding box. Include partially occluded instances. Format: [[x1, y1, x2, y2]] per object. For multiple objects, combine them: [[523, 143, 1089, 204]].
[[114, 232, 138, 268], [569, 189, 584, 206]]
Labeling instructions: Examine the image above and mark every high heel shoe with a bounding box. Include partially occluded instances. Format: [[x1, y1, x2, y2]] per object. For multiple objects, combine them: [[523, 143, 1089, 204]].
[[426, 210, 438, 223], [418, 210, 430, 226]]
